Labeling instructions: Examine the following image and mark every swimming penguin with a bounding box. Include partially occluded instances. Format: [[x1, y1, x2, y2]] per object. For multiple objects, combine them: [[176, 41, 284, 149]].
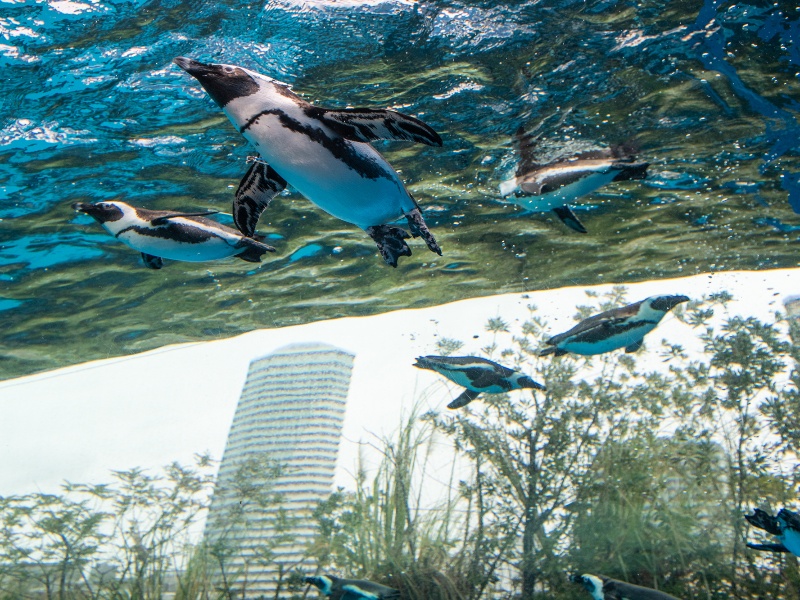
[[745, 507, 800, 556], [174, 56, 443, 267], [571, 573, 681, 600], [304, 575, 400, 600], [539, 295, 689, 357], [72, 201, 275, 269], [413, 355, 546, 409], [499, 127, 648, 233]]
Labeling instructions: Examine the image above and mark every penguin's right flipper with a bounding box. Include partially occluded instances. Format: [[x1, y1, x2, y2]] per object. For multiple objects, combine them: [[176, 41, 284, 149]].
[[624, 339, 644, 353], [746, 542, 790, 553], [552, 206, 588, 233], [141, 253, 164, 269], [233, 159, 287, 237], [150, 211, 219, 226], [539, 346, 568, 357], [365, 224, 412, 268], [447, 389, 480, 409]]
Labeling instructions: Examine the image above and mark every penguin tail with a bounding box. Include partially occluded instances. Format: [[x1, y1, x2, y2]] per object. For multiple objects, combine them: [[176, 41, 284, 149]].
[[236, 237, 276, 263], [539, 346, 557, 357]]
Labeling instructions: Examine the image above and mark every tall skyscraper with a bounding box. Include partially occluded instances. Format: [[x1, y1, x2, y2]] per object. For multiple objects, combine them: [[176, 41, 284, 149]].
[[204, 342, 354, 598]]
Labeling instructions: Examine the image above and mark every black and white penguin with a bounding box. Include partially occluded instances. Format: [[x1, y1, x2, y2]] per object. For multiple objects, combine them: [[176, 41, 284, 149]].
[[539, 295, 689, 357], [745, 507, 800, 556], [304, 575, 400, 600], [499, 128, 648, 233], [571, 573, 681, 600], [413, 355, 546, 409], [72, 201, 274, 269], [174, 56, 442, 268]]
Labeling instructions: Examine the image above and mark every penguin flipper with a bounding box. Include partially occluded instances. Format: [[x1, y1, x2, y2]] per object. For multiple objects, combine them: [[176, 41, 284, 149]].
[[405, 207, 442, 256], [150, 211, 219, 226], [141, 253, 164, 269], [233, 159, 287, 237], [624, 339, 644, 353], [539, 346, 567, 357], [365, 224, 412, 268], [552, 206, 588, 233], [314, 107, 443, 147], [747, 542, 790, 553], [448, 389, 480, 409]]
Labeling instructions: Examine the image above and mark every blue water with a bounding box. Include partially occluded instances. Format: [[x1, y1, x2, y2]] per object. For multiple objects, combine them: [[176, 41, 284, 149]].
[[1, 0, 799, 377]]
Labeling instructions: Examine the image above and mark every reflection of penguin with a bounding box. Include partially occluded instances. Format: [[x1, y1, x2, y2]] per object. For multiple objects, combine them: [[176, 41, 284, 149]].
[[174, 57, 442, 267], [72, 201, 274, 269], [540, 295, 689, 357], [304, 575, 400, 600], [500, 128, 648, 233], [413, 355, 545, 409], [571, 573, 681, 600], [746, 508, 800, 556]]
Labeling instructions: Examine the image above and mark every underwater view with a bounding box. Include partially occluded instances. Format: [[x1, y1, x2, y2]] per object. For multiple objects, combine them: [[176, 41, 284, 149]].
[[2, 0, 800, 598]]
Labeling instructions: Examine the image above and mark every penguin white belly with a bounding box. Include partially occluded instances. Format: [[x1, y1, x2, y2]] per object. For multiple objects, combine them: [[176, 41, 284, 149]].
[[503, 168, 619, 213], [243, 116, 411, 229], [562, 322, 657, 355], [114, 226, 239, 262]]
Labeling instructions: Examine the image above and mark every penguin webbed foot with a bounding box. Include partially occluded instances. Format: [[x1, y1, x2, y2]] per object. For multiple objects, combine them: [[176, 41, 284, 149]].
[[366, 225, 412, 267], [406, 208, 442, 256]]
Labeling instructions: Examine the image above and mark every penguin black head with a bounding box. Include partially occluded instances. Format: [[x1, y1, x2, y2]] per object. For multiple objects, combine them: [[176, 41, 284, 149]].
[[174, 57, 260, 107], [570, 574, 604, 598], [649, 294, 690, 313], [304, 575, 334, 595], [72, 201, 125, 224]]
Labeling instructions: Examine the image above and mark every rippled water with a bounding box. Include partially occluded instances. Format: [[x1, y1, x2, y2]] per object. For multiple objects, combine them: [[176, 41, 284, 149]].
[[1, 0, 798, 378]]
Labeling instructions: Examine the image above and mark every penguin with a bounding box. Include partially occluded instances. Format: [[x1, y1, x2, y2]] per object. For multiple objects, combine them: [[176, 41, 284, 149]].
[[571, 573, 681, 600], [72, 201, 275, 269], [539, 295, 689, 357], [174, 56, 442, 268], [745, 507, 800, 556], [304, 575, 400, 600], [413, 355, 546, 409], [499, 127, 648, 233]]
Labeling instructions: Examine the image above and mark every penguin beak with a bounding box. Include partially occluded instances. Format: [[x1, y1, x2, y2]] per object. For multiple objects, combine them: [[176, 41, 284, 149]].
[[72, 202, 99, 218], [174, 56, 215, 76]]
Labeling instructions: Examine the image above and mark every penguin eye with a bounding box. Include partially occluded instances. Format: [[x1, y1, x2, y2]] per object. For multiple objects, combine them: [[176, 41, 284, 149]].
[[224, 66, 235, 73]]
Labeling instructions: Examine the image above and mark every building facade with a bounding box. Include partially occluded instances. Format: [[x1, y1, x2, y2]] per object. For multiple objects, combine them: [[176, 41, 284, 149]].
[[204, 342, 354, 598]]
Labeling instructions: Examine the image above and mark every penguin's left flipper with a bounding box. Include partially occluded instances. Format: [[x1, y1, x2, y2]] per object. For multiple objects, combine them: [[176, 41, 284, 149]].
[[747, 542, 790, 553], [365, 224, 412, 268], [233, 160, 288, 237], [141, 253, 164, 269], [552, 206, 588, 234], [448, 389, 481, 409], [314, 107, 443, 147], [405, 207, 442, 256], [624, 339, 644, 353]]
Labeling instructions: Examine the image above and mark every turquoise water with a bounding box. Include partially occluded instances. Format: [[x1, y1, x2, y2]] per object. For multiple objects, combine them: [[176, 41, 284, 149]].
[[1, 0, 799, 378]]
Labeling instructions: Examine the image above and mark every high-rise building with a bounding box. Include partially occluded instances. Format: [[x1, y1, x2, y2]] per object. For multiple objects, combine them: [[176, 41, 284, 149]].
[[204, 342, 354, 598]]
